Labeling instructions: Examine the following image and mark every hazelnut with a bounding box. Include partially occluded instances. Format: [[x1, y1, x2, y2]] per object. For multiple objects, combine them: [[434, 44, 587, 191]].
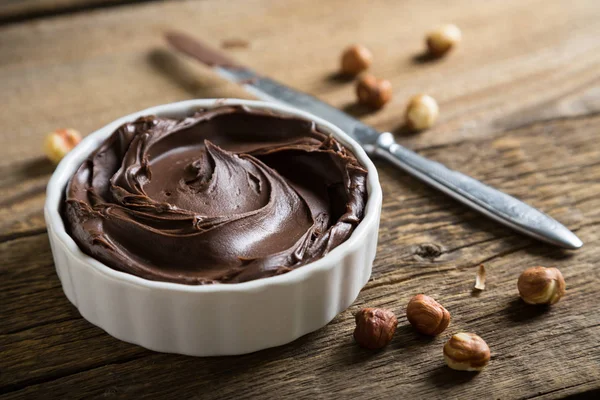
[[405, 94, 439, 131], [356, 75, 392, 110], [353, 308, 397, 349], [426, 24, 462, 57], [443, 332, 491, 371], [340, 44, 373, 76], [406, 294, 450, 335], [44, 128, 82, 164], [518, 266, 565, 305]]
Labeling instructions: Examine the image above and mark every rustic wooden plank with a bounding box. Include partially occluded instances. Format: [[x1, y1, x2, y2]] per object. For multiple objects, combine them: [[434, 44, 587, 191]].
[[1, 0, 599, 398], [1, 234, 75, 336], [0, 158, 53, 241], [1, 223, 598, 398], [0, 0, 153, 24], [1, 0, 599, 162]]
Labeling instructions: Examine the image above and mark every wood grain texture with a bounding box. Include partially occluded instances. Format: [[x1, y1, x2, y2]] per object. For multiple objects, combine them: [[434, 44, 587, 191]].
[[1, 0, 599, 398], [0, 0, 157, 24]]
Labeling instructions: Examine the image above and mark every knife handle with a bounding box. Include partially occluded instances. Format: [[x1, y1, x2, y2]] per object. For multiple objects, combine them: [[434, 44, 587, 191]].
[[373, 132, 582, 249]]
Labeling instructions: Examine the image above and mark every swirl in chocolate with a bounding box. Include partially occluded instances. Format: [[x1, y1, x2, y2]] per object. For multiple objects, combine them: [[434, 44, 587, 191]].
[[63, 106, 368, 284]]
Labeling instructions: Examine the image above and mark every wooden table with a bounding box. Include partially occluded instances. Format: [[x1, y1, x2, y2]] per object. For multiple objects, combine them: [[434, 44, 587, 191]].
[[1, 0, 599, 398]]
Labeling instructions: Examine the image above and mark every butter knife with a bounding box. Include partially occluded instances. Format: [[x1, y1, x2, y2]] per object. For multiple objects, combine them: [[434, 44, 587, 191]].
[[165, 31, 583, 249]]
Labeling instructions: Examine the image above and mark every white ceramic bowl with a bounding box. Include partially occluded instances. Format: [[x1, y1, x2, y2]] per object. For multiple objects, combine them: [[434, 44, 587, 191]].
[[44, 99, 382, 356]]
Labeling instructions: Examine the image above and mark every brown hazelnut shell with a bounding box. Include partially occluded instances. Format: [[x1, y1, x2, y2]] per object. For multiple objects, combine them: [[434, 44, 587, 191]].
[[443, 332, 490, 371], [353, 307, 398, 349], [340, 45, 372, 76], [406, 294, 450, 336], [518, 266, 565, 305], [355, 75, 392, 110]]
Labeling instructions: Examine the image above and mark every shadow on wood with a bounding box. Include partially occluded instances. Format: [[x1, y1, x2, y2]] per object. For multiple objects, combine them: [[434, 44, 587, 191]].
[[147, 48, 207, 96], [325, 72, 355, 84], [393, 324, 436, 350], [392, 123, 420, 137], [0, 157, 53, 209], [14, 156, 55, 179], [148, 48, 253, 100], [342, 102, 378, 118], [344, 342, 388, 365], [163, 327, 328, 377], [428, 365, 479, 388], [411, 51, 443, 65], [522, 243, 577, 261], [504, 297, 551, 323]]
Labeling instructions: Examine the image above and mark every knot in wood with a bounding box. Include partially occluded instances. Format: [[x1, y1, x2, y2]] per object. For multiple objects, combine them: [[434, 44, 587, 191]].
[[414, 243, 444, 260]]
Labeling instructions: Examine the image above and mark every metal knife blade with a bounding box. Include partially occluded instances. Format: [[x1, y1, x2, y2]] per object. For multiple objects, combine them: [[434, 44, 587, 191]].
[[216, 68, 382, 147], [165, 31, 583, 249]]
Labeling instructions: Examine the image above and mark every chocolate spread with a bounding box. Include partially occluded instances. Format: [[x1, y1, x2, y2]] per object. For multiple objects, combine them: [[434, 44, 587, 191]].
[[62, 106, 368, 284]]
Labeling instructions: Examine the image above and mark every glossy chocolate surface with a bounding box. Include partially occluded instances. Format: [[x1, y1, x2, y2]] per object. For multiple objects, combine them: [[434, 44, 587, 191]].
[[63, 106, 368, 284]]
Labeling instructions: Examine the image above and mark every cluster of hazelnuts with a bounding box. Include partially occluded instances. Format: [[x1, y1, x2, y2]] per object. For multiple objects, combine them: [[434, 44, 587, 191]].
[[340, 24, 461, 131], [354, 266, 566, 372]]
